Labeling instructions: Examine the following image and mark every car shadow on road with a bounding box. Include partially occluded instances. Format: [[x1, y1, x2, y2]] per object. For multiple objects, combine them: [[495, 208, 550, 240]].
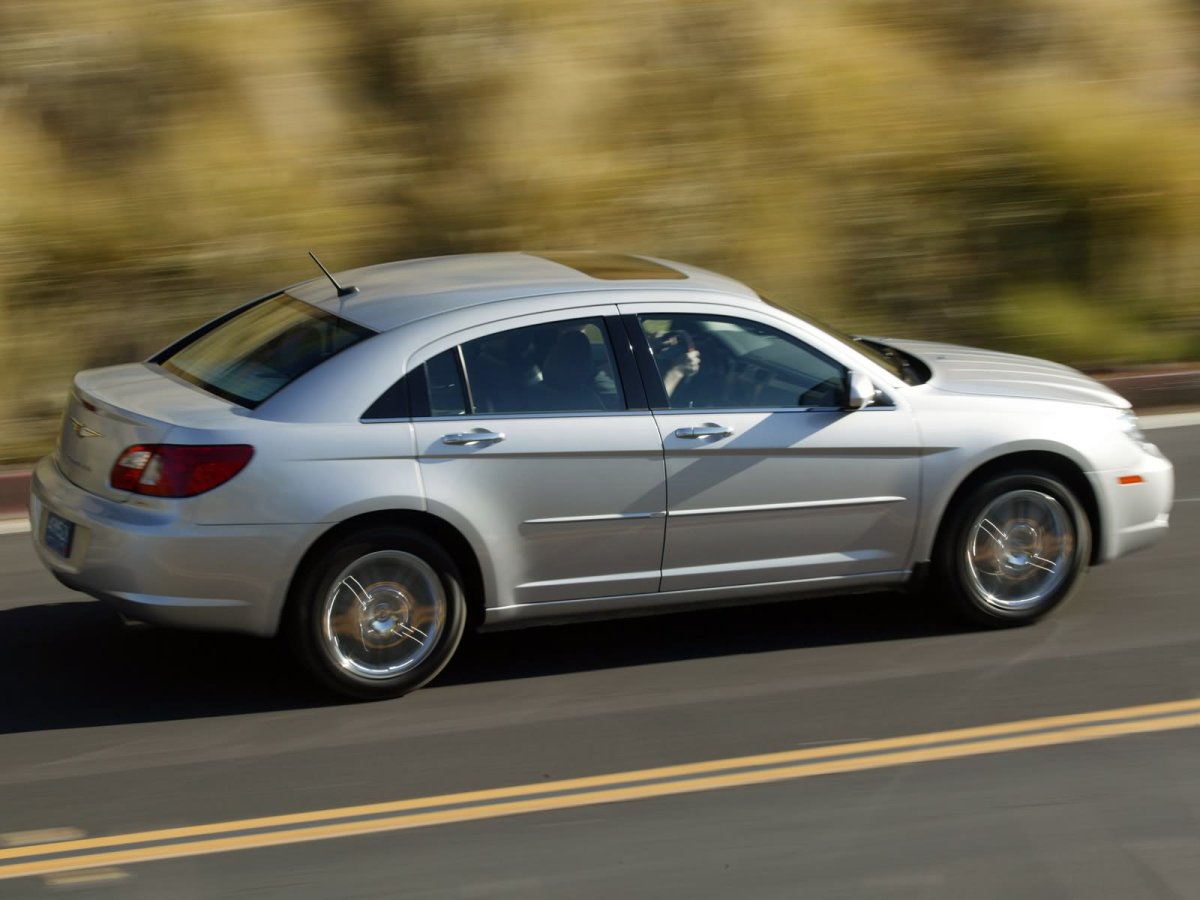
[[0, 601, 335, 735], [0, 591, 964, 734], [437, 590, 963, 688]]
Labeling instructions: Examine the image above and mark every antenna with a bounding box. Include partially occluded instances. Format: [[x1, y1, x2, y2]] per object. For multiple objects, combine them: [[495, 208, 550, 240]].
[[308, 251, 358, 297]]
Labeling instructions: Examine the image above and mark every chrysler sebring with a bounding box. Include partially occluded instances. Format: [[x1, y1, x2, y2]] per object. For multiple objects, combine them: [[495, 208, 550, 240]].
[[30, 251, 1174, 699]]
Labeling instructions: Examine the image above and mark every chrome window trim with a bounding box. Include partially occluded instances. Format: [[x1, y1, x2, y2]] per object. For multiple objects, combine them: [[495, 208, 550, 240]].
[[454, 345, 475, 415], [402, 409, 659, 423], [651, 404, 896, 416], [366, 404, 898, 423]]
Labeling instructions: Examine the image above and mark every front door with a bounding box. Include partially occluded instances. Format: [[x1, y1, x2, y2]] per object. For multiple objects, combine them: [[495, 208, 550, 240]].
[[626, 308, 922, 593]]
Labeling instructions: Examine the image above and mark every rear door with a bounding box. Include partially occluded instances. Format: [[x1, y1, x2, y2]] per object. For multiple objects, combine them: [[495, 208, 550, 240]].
[[623, 305, 922, 592], [409, 308, 667, 607]]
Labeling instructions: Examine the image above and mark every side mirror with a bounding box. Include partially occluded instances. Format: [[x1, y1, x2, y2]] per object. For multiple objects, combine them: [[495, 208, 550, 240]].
[[844, 370, 875, 410]]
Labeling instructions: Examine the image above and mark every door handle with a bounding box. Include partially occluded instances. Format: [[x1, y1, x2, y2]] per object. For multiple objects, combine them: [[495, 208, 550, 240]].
[[674, 424, 733, 439], [442, 430, 506, 445]]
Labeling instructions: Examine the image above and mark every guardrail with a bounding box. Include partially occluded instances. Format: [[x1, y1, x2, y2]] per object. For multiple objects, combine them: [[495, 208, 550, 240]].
[[2, 367, 1198, 518]]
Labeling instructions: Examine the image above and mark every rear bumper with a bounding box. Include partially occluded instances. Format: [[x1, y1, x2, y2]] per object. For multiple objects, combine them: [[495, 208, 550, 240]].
[[30, 456, 314, 637]]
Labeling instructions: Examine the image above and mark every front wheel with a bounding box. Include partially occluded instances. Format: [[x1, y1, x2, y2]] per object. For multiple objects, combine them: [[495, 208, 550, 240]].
[[288, 527, 466, 700], [934, 471, 1091, 627]]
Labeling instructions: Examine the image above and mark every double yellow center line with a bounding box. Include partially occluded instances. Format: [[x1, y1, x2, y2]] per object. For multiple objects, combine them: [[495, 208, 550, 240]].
[[4, 696, 1200, 880]]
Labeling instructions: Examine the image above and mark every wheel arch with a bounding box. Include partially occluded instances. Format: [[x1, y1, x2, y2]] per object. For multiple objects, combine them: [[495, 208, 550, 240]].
[[280, 509, 487, 636], [928, 450, 1102, 567]]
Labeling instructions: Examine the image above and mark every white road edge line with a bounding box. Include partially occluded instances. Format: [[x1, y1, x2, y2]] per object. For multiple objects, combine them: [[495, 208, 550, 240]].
[[1, 828, 85, 848], [42, 867, 130, 887], [0, 827, 131, 889], [1141, 411, 1200, 430], [0, 410, 1192, 541]]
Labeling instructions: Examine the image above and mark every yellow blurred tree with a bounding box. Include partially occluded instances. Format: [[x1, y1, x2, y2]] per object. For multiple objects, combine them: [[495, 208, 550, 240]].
[[1, 0, 1199, 460]]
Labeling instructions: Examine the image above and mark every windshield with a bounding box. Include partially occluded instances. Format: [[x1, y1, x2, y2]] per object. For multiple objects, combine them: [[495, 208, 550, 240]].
[[159, 294, 376, 407], [760, 297, 924, 385]]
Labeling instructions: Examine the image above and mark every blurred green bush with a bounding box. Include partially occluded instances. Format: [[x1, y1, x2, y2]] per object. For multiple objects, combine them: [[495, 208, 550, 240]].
[[2, 0, 1199, 461]]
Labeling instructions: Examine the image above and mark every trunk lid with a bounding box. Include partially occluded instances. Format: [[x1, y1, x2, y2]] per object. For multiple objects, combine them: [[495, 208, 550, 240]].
[[55, 363, 243, 501]]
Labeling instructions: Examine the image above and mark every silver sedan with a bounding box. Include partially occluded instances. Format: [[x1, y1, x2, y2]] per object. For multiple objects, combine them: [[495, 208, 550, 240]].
[[30, 251, 1174, 699]]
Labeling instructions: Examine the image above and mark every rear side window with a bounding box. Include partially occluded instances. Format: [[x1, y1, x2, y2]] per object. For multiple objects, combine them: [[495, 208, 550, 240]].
[[159, 294, 375, 408], [380, 316, 626, 419], [461, 318, 622, 414], [426, 349, 470, 416]]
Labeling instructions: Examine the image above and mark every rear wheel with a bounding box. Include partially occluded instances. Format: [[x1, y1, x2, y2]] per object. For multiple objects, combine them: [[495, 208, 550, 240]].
[[289, 527, 466, 700], [934, 471, 1091, 627]]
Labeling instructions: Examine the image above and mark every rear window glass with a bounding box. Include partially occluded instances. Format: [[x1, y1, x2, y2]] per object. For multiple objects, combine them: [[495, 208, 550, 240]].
[[160, 294, 375, 407]]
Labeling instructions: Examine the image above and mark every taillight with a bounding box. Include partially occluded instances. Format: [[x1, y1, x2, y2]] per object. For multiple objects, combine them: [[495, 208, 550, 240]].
[[110, 444, 254, 497]]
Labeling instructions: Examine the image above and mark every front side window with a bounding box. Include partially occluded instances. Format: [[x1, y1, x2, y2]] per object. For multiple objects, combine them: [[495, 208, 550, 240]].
[[639, 314, 847, 409], [160, 294, 375, 408]]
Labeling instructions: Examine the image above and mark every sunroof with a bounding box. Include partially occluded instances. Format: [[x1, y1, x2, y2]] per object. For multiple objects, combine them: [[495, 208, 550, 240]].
[[531, 251, 688, 281]]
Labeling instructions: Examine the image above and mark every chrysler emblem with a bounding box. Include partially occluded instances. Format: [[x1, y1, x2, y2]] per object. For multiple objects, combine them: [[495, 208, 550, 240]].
[[70, 417, 102, 439]]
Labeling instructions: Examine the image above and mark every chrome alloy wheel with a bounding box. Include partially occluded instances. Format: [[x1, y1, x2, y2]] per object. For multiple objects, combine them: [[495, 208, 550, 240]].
[[964, 489, 1075, 613], [320, 550, 446, 680]]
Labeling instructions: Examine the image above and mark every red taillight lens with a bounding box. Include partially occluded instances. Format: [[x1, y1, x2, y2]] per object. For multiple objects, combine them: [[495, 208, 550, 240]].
[[110, 444, 254, 497]]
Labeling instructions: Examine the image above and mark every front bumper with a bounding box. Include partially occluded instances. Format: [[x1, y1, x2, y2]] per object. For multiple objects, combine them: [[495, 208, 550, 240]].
[[30, 456, 315, 637], [1088, 446, 1174, 564]]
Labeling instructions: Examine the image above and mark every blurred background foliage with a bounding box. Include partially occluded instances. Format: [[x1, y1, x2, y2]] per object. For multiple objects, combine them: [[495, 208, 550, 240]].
[[2, 0, 1200, 461]]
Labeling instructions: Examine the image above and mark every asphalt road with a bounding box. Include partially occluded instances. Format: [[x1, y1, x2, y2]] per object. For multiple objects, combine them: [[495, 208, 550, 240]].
[[0, 424, 1197, 899]]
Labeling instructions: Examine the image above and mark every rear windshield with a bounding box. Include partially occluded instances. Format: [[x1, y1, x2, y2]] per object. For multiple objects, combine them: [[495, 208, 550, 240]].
[[159, 293, 375, 407]]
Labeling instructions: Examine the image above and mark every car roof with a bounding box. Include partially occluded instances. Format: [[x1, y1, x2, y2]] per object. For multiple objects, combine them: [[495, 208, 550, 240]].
[[286, 251, 759, 332]]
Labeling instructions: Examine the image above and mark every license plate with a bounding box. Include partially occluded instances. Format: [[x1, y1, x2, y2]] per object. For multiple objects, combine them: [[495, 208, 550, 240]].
[[44, 512, 74, 559]]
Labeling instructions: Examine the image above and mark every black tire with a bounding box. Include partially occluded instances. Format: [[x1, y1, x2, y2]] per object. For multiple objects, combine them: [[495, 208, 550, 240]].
[[288, 526, 466, 700], [934, 470, 1091, 628]]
